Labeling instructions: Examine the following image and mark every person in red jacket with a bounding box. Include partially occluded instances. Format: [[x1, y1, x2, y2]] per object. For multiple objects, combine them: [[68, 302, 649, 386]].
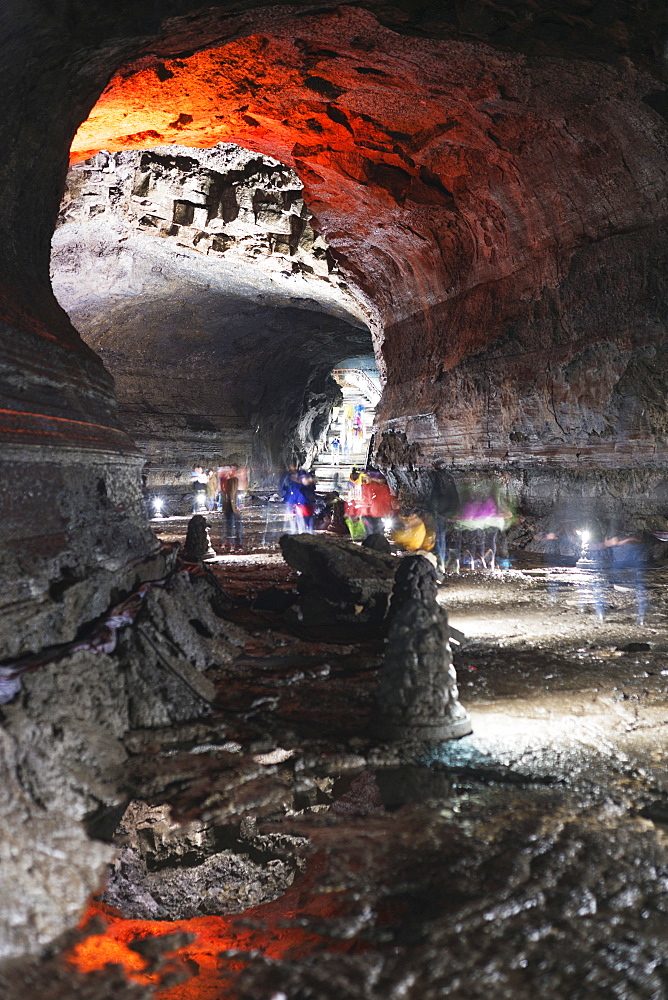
[[362, 470, 395, 535]]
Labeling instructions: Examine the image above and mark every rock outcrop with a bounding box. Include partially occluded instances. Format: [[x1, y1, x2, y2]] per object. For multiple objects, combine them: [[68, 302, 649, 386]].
[[376, 555, 472, 741], [0, 565, 244, 959], [279, 532, 396, 624]]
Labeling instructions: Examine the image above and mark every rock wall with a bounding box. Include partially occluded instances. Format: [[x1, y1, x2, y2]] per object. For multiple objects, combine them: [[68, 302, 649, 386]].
[[376, 222, 668, 532], [0, 565, 246, 960], [63, 6, 668, 527], [52, 147, 370, 486]]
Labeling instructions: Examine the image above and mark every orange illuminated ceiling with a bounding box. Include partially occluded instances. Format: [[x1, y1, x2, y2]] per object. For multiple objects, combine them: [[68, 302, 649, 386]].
[[71, 9, 497, 172], [69, 7, 519, 333], [69, 5, 577, 350]]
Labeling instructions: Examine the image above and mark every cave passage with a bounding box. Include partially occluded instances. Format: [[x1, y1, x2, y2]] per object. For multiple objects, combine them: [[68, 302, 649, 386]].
[[2, 2, 668, 997], [51, 144, 375, 491]]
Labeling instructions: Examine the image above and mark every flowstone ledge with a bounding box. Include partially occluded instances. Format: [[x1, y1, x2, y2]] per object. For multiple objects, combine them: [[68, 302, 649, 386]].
[[279, 532, 396, 624]]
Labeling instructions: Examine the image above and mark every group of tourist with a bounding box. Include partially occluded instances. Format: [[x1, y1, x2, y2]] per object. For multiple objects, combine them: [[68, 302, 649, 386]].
[[191, 464, 246, 552], [187, 458, 516, 571], [280, 464, 396, 540]]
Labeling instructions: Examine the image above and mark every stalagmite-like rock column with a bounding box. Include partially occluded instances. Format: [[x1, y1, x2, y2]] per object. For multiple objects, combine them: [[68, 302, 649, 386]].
[[376, 554, 472, 741]]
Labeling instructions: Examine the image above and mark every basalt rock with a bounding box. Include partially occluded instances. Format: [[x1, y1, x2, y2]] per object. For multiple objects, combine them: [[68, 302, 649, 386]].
[[0, 0, 667, 979], [100, 801, 301, 921], [279, 532, 396, 624], [375, 598, 472, 742], [376, 556, 471, 741], [181, 514, 216, 563], [389, 552, 439, 615], [0, 565, 246, 960], [361, 531, 392, 554]]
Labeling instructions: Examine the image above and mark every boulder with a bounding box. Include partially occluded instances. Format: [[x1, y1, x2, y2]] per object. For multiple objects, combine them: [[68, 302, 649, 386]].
[[279, 533, 396, 624]]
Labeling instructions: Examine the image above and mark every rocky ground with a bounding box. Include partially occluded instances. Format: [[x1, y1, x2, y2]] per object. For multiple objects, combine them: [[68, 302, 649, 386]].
[[3, 513, 668, 1000]]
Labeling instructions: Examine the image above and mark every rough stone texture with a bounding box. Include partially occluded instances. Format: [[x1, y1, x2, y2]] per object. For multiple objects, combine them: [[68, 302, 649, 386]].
[[52, 146, 370, 485], [181, 515, 216, 562], [100, 801, 302, 920], [279, 532, 397, 623], [52, 3, 668, 532], [376, 556, 471, 740], [0, 0, 666, 639], [26, 553, 668, 1000], [0, 0, 667, 979], [0, 452, 163, 661], [389, 550, 439, 614], [0, 566, 247, 960]]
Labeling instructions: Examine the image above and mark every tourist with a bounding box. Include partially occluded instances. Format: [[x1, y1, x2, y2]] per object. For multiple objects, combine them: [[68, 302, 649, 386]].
[[190, 464, 207, 513], [428, 467, 460, 574], [294, 469, 316, 533], [220, 466, 243, 552], [330, 436, 341, 465], [361, 470, 395, 535], [205, 468, 219, 511]]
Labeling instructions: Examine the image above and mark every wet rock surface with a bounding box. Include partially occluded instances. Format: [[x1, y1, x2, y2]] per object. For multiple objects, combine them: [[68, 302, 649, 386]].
[[0, 5, 667, 996], [0, 561, 246, 960], [101, 801, 302, 920], [5, 539, 668, 998]]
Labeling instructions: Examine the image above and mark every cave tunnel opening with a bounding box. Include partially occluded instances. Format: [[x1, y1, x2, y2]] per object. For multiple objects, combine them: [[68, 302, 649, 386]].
[[51, 143, 376, 498], [2, 3, 668, 997]]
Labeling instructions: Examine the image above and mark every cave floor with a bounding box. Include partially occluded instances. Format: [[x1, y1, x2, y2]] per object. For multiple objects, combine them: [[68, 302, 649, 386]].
[[9, 519, 668, 1000]]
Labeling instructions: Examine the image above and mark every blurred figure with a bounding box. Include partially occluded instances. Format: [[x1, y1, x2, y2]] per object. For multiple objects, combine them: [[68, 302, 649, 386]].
[[280, 463, 299, 533], [294, 469, 317, 533], [586, 531, 647, 624], [317, 491, 349, 536], [219, 466, 243, 552], [345, 467, 367, 539], [205, 468, 219, 511], [452, 488, 513, 571], [280, 464, 316, 533], [353, 403, 364, 438], [342, 403, 354, 456], [190, 464, 207, 513], [391, 510, 430, 552], [235, 465, 248, 508], [361, 470, 396, 535], [428, 468, 460, 574], [330, 436, 341, 465]]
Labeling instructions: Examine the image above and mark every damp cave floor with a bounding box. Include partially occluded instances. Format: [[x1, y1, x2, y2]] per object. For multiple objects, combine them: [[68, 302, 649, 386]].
[[9, 516, 668, 1000]]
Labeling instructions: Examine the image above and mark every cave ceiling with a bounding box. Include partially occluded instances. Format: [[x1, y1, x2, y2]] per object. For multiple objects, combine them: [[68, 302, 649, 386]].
[[51, 145, 373, 477], [52, 2, 668, 479], [67, 5, 668, 351]]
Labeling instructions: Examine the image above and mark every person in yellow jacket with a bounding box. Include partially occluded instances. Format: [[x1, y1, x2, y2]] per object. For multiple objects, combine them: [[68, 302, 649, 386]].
[[391, 509, 436, 553]]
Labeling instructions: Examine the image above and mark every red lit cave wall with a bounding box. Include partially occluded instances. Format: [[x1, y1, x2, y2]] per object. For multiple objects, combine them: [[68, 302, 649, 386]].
[[1, 0, 668, 658], [69, 9, 668, 526]]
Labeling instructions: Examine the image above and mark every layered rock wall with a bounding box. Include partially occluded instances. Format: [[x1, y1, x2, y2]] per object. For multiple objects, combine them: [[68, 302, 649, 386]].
[[64, 7, 668, 526], [53, 147, 369, 486]]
